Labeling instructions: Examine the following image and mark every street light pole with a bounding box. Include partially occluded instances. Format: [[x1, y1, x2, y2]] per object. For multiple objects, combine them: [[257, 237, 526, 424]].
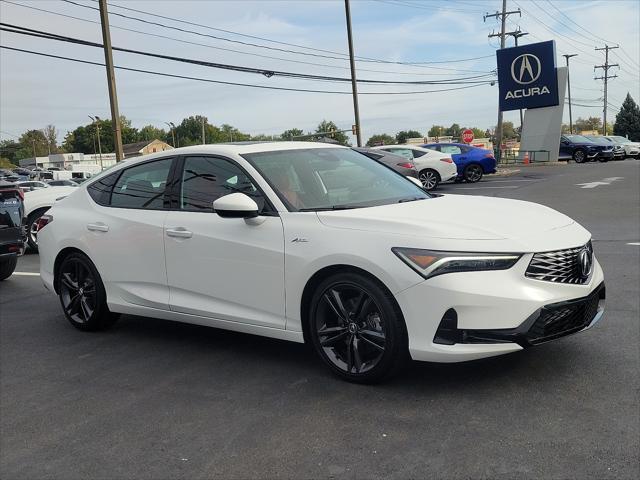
[[563, 54, 578, 134], [165, 122, 176, 147], [88, 115, 104, 171], [344, 0, 362, 147]]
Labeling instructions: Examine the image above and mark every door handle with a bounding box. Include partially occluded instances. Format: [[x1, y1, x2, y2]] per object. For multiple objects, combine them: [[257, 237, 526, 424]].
[[166, 227, 193, 239], [87, 222, 109, 232]]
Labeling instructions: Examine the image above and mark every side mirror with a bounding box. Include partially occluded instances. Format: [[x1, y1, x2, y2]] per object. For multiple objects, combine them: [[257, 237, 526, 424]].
[[406, 176, 423, 188], [213, 193, 259, 219]]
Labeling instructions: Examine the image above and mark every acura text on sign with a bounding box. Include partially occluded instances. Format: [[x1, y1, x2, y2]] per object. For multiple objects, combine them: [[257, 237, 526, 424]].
[[496, 40, 559, 112]]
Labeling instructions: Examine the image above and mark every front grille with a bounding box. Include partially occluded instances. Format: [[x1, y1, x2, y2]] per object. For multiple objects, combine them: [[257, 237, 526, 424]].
[[526, 241, 592, 284], [525, 285, 603, 344]]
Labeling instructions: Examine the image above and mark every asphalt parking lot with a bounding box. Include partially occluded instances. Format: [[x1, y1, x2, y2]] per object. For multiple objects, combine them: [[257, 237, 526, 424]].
[[1, 160, 638, 479]]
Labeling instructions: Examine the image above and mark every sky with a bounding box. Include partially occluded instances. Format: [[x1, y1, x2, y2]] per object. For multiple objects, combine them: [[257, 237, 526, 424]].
[[0, 0, 639, 145]]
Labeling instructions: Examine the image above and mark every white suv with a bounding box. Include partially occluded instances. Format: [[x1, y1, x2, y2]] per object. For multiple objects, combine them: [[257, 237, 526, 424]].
[[38, 143, 605, 383]]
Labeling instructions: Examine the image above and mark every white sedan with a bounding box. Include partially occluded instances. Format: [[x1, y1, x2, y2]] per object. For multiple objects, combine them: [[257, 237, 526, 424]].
[[371, 144, 458, 190], [38, 142, 605, 383]]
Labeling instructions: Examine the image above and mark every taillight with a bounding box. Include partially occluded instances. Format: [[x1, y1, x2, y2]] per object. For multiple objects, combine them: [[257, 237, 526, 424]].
[[397, 162, 415, 169], [440, 158, 453, 163], [36, 214, 53, 231]]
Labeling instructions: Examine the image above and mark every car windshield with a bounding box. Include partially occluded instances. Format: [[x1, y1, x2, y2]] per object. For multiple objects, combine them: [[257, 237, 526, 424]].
[[242, 147, 430, 211], [585, 136, 609, 144], [608, 136, 630, 144], [565, 135, 593, 143]]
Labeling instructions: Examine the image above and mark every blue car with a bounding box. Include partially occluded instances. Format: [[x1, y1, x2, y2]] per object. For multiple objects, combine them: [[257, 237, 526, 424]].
[[421, 143, 496, 183]]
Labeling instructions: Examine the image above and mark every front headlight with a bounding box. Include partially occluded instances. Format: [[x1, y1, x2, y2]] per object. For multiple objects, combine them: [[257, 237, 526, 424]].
[[392, 247, 521, 279]]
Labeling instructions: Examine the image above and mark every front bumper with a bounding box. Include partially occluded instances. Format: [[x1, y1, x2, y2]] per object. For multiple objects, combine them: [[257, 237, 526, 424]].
[[394, 254, 605, 363]]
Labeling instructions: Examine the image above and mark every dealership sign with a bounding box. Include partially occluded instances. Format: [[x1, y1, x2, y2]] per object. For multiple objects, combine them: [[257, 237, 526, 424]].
[[496, 40, 559, 112]]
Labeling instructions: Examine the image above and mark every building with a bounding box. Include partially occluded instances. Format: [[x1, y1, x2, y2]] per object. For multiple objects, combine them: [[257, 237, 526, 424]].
[[19, 153, 117, 173], [123, 139, 173, 158]]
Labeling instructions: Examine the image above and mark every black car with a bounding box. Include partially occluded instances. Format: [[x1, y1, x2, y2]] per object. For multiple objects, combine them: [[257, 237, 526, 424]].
[[559, 134, 614, 163], [0, 168, 19, 182], [352, 147, 419, 178], [0, 180, 26, 281]]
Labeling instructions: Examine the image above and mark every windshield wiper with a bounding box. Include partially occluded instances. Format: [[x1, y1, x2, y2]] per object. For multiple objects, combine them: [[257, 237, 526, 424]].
[[398, 196, 428, 203], [299, 205, 365, 212]]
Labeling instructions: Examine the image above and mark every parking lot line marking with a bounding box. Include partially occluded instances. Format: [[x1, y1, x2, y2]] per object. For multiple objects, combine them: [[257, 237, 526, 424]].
[[454, 186, 519, 190], [486, 179, 539, 183], [627, 242, 640, 246], [12, 272, 40, 276], [576, 177, 624, 189]]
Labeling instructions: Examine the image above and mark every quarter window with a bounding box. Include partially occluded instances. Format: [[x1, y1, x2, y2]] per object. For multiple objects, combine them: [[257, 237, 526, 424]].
[[180, 156, 265, 212], [110, 158, 172, 209], [87, 171, 120, 206]]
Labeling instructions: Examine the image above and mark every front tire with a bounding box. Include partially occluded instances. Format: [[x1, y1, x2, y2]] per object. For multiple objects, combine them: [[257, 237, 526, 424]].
[[419, 169, 440, 190], [26, 207, 49, 251], [573, 149, 586, 163], [0, 256, 18, 281], [57, 252, 119, 331], [463, 164, 483, 183], [308, 272, 408, 383]]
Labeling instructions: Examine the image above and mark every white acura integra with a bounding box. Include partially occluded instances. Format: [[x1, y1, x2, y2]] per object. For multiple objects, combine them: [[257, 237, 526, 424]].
[[38, 142, 605, 383]]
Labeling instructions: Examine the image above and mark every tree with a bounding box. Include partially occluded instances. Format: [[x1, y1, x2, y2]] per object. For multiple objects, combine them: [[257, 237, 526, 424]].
[[365, 133, 395, 147], [427, 125, 446, 138], [16, 130, 49, 159], [281, 128, 304, 141], [444, 123, 462, 139], [470, 127, 486, 139], [613, 93, 640, 141], [0, 140, 21, 163], [395, 130, 422, 144], [501, 121, 518, 140], [62, 116, 138, 153], [219, 124, 250, 143], [574, 116, 602, 133], [314, 120, 349, 145], [138, 125, 167, 143], [0, 157, 16, 168], [42, 125, 60, 154]]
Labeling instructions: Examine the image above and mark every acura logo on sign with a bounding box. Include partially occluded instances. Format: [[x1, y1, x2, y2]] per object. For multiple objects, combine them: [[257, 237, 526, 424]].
[[511, 54, 542, 85], [578, 247, 593, 279]]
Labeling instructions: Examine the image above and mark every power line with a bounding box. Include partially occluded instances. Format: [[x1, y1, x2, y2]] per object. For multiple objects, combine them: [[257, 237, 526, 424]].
[[1, 0, 489, 77], [0, 23, 495, 85], [0, 45, 493, 96], [58, 0, 492, 71], [594, 45, 619, 135]]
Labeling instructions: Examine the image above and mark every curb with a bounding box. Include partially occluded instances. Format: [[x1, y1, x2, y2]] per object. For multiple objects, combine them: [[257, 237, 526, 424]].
[[498, 161, 569, 169], [494, 168, 521, 177]]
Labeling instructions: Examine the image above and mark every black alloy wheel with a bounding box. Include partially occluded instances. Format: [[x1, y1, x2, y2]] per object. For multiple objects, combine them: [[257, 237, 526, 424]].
[[573, 149, 586, 163], [309, 273, 408, 383], [58, 253, 118, 331], [463, 164, 483, 183], [419, 169, 440, 190]]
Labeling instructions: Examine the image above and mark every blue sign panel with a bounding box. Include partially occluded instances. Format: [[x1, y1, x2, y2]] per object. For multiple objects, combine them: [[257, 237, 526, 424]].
[[496, 40, 559, 112]]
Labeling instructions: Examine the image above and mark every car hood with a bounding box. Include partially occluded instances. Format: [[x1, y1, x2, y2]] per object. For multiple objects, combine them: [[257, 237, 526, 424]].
[[317, 194, 576, 242]]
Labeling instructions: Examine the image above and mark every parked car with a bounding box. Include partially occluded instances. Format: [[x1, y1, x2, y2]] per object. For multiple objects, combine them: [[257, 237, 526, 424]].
[[584, 136, 625, 160], [604, 136, 640, 158], [16, 180, 49, 191], [352, 147, 418, 179], [371, 145, 457, 190], [559, 134, 614, 163], [0, 169, 19, 182], [0, 180, 26, 281], [23, 186, 76, 251], [421, 143, 497, 183], [13, 167, 34, 178], [39, 143, 605, 383], [47, 179, 79, 187]]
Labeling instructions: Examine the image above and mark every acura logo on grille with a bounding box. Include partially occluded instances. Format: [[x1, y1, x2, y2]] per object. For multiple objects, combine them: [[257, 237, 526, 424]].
[[578, 247, 593, 279]]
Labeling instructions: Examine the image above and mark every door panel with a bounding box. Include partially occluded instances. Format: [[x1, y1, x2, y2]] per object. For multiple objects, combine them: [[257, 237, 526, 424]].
[[164, 155, 286, 328]]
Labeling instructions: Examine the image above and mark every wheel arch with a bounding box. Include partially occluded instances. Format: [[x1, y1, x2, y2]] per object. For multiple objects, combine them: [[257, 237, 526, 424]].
[[53, 246, 92, 294], [299, 264, 406, 344]]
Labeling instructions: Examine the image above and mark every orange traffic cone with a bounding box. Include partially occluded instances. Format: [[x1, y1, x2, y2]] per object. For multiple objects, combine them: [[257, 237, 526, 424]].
[[523, 151, 530, 164]]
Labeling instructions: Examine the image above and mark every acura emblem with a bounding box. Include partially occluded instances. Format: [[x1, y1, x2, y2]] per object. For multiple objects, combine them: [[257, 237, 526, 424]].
[[511, 54, 542, 85], [578, 247, 593, 279]]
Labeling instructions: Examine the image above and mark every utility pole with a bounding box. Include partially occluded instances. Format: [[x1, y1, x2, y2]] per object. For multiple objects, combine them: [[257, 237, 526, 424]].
[[563, 54, 578, 134], [505, 29, 529, 130], [344, 0, 362, 147], [98, 0, 124, 161], [89, 115, 104, 170], [594, 45, 619, 135], [484, 1, 521, 161], [165, 122, 176, 147], [201, 117, 206, 144]]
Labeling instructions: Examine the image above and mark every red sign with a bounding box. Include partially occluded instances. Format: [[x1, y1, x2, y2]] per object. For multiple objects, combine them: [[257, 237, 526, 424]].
[[462, 129, 474, 144]]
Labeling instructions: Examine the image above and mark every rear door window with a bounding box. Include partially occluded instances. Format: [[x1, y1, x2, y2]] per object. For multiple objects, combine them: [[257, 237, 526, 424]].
[[110, 158, 173, 210]]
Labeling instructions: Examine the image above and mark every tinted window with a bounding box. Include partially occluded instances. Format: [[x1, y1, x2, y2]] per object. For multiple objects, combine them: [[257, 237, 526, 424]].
[[387, 148, 414, 160], [180, 156, 265, 212], [411, 149, 426, 158], [87, 171, 120, 206], [441, 145, 462, 155], [110, 158, 172, 209]]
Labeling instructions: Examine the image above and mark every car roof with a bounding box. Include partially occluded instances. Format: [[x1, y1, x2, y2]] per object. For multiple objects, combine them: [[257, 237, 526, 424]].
[[372, 144, 430, 151]]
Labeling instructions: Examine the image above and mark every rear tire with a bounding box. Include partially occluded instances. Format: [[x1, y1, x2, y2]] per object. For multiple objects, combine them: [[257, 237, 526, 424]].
[[463, 164, 483, 183], [573, 149, 587, 163], [307, 272, 408, 383], [419, 169, 440, 190], [0, 256, 18, 281], [57, 252, 119, 331]]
